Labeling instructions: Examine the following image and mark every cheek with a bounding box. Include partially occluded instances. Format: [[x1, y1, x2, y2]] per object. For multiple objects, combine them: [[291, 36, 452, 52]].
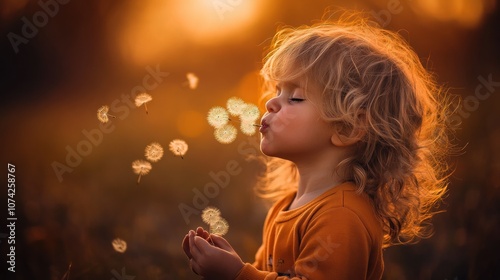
[[267, 110, 300, 137], [275, 108, 300, 127]]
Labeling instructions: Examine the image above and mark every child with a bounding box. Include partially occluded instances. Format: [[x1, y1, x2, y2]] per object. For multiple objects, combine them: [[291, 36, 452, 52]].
[[182, 13, 451, 280]]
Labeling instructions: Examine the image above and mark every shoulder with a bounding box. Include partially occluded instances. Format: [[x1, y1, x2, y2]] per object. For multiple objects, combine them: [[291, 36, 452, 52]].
[[305, 183, 383, 244], [314, 182, 378, 219], [262, 190, 296, 225]]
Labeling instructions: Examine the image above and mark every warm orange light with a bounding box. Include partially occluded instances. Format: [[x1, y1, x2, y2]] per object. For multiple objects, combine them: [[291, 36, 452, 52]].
[[235, 70, 261, 104], [114, 0, 263, 65], [412, 0, 496, 28], [176, 110, 206, 138], [173, 0, 263, 43]]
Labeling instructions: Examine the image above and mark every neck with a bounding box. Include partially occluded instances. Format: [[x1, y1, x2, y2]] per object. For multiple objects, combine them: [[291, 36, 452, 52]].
[[287, 148, 350, 209], [295, 158, 344, 198]]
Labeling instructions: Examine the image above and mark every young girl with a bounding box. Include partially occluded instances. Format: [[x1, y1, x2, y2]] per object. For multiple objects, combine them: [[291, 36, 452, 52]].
[[183, 14, 451, 280]]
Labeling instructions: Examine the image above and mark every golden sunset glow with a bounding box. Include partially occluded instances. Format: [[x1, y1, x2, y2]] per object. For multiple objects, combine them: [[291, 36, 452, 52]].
[[114, 0, 264, 65], [176, 110, 206, 138], [412, 0, 496, 28], [3, 0, 497, 278]]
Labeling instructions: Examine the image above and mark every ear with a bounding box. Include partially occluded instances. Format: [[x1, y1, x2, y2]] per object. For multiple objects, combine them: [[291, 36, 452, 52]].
[[330, 122, 366, 147]]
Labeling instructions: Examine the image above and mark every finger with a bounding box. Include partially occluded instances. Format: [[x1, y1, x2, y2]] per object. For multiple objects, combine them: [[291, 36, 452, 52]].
[[196, 227, 210, 240], [210, 234, 233, 251], [193, 235, 211, 254], [189, 258, 200, 276], [189, 231, 202, 258], [182, 234, 192, 259], [194, 235, 226, 257], [196, 227, 204, 235]]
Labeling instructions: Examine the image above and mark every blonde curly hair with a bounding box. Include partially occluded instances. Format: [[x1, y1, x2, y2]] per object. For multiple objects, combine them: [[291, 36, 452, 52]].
[[256, 13, 453, 247]]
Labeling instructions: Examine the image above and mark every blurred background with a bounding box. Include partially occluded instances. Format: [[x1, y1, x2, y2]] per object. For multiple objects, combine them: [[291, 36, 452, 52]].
[[0, 0, 499, 279]]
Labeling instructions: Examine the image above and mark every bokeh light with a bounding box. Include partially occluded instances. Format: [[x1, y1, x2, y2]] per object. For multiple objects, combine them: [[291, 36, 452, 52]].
[[1, 0, 498, 279], [412, 0, 497, 28]]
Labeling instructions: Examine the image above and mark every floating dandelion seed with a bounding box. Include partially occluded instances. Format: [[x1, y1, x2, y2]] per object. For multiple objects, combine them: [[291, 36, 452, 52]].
[[240, 120, 258, 136], [112, 238, 127, 253], [207, 106, 229, 128], [214, 124, 237, 144], [186, 72, 199, 89], [135, 93, 153, 114], [240, 103, 261, 122], [145, 142, 164, 162], [226, 97, 247, 116], [131, 159, 152, 184], [210, 218, 229, 236], [201, 207, 221, 225], [97, 105, 116, 123], [169, 139, 188, 159]]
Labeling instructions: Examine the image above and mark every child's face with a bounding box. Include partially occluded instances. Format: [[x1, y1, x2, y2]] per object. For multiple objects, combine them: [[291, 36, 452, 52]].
[[260, 80, 334, 161]]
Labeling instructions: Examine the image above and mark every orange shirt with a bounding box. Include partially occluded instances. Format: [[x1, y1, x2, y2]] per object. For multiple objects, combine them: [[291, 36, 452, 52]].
[[235, 182, 384, 280]]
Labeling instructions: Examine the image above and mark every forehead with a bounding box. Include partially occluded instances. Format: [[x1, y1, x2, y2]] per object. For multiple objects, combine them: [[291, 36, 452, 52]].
[[276, 79, 304, 89]]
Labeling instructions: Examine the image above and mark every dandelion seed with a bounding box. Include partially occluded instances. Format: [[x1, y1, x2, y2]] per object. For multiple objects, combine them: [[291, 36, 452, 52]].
[[97, 105, 116, 123], [169, 139, 188, 159], [214, 124, 237, 144], [240, 120, 258, 136], [131, 159, 152, 184], [210, 218, 229, 236], [145, 142, 164, 162], [240, 103, 261, 122], [112, 238, 127, 253], [201, 207, 221, 225], [135, 93, 153, 114], [207, 106, 229, 128], [226, 97, 247, 116], [186, 72, 199, 89]]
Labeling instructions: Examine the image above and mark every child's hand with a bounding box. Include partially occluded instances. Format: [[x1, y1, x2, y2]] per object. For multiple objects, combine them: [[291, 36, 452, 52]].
[[182, 227, 211, 259], [188, 231, 244, 280]]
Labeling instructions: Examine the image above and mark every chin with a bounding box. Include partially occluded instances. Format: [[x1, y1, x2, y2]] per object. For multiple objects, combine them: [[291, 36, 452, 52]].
[[260, 148, 287, 160]]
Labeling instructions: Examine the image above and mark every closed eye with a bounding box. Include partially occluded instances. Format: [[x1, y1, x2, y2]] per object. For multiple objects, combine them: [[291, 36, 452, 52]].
[[289, 98, 305, 103]]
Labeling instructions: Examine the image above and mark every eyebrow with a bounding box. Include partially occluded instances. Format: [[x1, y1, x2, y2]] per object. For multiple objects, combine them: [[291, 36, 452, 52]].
[[277, 80, 302, 89]]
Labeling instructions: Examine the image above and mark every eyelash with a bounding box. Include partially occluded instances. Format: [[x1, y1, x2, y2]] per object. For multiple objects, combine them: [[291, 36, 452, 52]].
[[288, 98, 305, 103], [275, 86, 305, 103]]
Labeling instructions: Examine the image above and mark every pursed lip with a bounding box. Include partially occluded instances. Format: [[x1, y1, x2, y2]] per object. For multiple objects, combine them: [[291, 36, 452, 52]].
[[259, 119, 269, 133]]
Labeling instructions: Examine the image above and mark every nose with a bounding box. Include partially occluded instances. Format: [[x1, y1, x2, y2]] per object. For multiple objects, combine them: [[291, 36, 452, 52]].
[[265, 96, 280, 113]]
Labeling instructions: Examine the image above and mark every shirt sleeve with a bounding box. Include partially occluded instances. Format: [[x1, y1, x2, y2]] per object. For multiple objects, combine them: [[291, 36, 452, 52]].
[[252, 244, 265, 268], [235, 207, 373, 280]]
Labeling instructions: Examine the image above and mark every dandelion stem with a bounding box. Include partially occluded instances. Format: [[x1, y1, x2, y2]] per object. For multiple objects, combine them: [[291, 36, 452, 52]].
[[228, 117, 260, 127], [208, 235, 215, 246], [177, 148, 184, 159], [144, 103, 149, 114], [107, 114, 116, 118], [137, 174, 142, 184]]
